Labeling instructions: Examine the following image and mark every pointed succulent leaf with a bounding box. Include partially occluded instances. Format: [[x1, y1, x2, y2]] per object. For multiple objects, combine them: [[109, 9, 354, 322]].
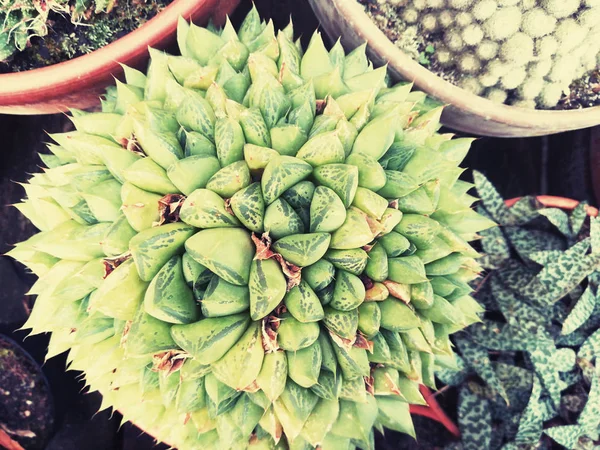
[[171, 313, 250, 364], [185, 228, 254, 286], [458, 384, 493, 450]]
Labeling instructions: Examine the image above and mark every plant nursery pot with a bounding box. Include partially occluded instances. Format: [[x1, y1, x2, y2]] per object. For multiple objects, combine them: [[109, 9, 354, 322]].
[[0, 334, 54, 450], [307, 0, 600, 138], [0, 0, 240, 115]]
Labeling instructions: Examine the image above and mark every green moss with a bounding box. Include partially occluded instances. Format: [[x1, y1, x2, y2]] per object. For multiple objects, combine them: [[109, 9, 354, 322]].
[[1, 0, 172, 72]]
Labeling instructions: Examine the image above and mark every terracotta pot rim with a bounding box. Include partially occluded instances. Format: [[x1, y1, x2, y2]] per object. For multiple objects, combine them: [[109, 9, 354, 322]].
[[309, 0, 600, 135], [0, 0, 222, 106], [505, 195, 599, 217]]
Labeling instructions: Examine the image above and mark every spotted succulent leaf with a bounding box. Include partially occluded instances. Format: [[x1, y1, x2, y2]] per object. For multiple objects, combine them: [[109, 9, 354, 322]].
[[458, 384, 493, 450]]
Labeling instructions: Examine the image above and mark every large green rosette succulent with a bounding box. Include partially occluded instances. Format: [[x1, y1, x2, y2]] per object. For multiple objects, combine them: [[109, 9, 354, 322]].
[[8, 7, 495, 450]]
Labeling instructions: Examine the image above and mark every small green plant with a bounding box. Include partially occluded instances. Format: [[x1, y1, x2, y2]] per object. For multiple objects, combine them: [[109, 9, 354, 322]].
[[0, 0, 163, 65], [0, 0, 111, 61], [437, 172, 600, 450], [419, 44, 436, 66]]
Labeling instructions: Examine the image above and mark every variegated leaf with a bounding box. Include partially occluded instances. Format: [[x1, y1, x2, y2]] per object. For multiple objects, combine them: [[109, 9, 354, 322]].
[[543, 424, 584, 448], [562, 286, 596, 335], [458, 384, 493, 450], [577, 366, 600, 434], [456, 336, 509, 404], [591, 217, 600, 255], [569, 202, 589, 236], [468, 322, 537, 352], [473, 171, 517, 226], [538, 208, 572, 239], [536, 239, 600, 304], [528, 337, 562, 408], [436, 354, 470, 387], [503, 226, 566, 261], [514, 376, 544, 444], [507, 196, 542, 225], [490, 275, 547, 332]]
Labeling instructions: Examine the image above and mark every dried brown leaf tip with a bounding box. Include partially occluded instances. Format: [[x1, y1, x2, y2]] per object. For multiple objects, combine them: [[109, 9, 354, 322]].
[[120, 320, 133, 346], [252, 232, 276, 260], [329, 329, 356, 352], [152, 350, 191, 376], [354, 333, 374, 353], [224, 198, 235, 215], [364, 375, 375, 396], [252, 232, 302, 290], [103, 251, 132, 278], [383, 280, 411, 304], [261, 316, 281, 353], [119, 136, 145, 157], [155, 194, 186, 226]]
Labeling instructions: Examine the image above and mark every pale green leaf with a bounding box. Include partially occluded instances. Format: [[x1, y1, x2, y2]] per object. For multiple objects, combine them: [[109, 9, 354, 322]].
[[591, 217, 600, 255], [529, 338, 562, 408], [577, 366, 600, 433], [544, 424, 584, 448], [508, 196, 542, 225], [562, 286, 597, 335], [570, 202, 589, 236], [538, 208, 572, 238], [473, 171, 517, 226], [504, 227, 566, 261], [456, 336, 509, 404], [514, 377, 544, 444], [458, 384, 493, 450]]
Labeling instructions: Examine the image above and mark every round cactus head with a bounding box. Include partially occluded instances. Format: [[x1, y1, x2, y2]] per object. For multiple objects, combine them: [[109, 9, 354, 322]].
[[10, 7, 495, 450]]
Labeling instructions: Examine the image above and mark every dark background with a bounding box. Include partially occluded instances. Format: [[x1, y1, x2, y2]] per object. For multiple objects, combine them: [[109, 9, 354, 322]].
[[0, 0, 598, 449]]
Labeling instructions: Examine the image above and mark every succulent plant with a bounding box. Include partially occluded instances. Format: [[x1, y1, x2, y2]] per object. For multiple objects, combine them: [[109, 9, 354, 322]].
[[8, 8, 494, 450], [360, 0, 600, 109], [0, 0, 147, 62], [437, 173, 600, 450]]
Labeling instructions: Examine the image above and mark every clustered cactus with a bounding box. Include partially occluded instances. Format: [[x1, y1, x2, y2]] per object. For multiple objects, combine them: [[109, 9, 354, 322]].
[[438, 174, 600, 449], [9, 8, 494, 450], [362, 0, 600, 109]]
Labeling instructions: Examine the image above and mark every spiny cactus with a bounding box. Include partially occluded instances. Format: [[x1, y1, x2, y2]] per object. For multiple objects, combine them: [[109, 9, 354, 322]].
[[8, 8, 495, 450], [360, 0, 600, 109], [438, 173, 600, 449]]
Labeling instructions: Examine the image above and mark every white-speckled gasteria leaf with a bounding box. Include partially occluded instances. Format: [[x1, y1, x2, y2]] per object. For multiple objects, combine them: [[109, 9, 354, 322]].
[[445, 173, 600, 450]]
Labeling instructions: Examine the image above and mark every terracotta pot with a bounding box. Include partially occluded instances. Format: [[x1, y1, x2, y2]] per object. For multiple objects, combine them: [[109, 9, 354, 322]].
[[505, 195, 599, 216], [0, 0, 240, 115], [307, 0, 600, 138]]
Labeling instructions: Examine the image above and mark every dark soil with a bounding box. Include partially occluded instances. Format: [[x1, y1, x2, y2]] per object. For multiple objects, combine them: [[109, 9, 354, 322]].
[[0, 0, 172, 73], [0, 335, 54, 450], [557, 69, 600, 110]]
